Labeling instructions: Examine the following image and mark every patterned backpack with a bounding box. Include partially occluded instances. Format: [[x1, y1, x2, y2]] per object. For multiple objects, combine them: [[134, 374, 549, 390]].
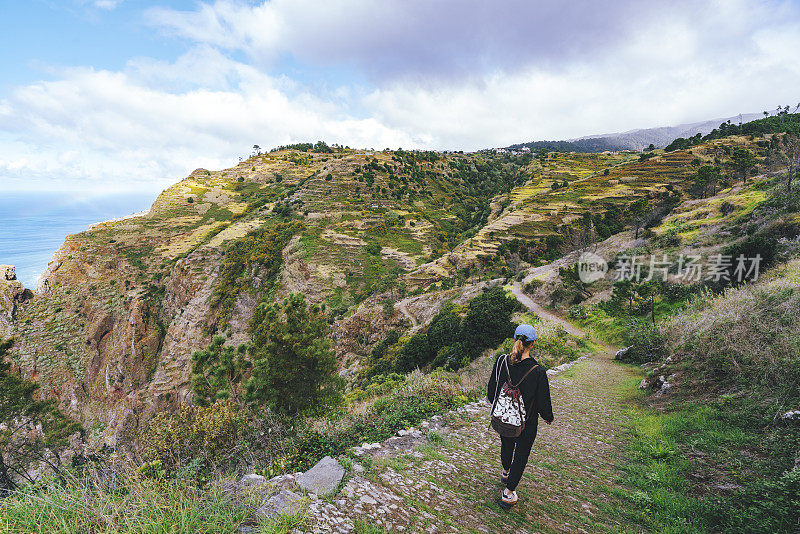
[[490, 354, 538, 438]]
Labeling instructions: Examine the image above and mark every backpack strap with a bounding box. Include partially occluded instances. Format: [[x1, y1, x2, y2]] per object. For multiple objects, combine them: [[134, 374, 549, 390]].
[[510, 361, 539, 388], [488, 354, 508, 425]]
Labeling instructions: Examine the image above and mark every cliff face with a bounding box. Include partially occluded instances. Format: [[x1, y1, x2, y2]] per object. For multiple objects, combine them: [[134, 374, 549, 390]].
[[2, 141, 717, 445]]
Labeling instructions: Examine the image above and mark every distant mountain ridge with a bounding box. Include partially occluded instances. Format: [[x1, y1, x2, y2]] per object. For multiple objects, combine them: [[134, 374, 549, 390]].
[[508, 112, 762, 153]]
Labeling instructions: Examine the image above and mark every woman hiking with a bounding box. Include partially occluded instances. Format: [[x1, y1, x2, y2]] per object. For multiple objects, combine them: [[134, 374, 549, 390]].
[[487, 323, 553, 508]]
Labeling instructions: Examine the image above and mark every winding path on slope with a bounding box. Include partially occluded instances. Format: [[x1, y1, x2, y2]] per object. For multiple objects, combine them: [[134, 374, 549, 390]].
[[301, 291, 642, 533], [510, 282, 586, 338]]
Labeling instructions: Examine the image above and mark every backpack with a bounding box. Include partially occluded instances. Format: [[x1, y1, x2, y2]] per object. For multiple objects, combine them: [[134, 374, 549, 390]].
[[490, 354, 538, 438]]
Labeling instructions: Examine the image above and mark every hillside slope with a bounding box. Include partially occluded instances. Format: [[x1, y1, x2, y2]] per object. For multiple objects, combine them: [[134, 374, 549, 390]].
[[0, 130, 786, 445]]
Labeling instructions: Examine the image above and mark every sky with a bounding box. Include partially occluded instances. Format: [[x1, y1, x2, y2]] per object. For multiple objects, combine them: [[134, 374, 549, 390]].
[[1, 0, 799, 194]]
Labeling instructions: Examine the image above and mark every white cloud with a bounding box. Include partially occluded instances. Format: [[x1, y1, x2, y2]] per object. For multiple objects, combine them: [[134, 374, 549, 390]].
[[0, 50, 417, 191], [2, 0, 800, 191], [93, 0, 122, 9]]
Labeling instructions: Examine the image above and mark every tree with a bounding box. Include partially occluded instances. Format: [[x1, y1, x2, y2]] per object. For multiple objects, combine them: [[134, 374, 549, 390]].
[[731, 148, 756, 181], [426, 302, 462, 356], [558, 263, 596, 301], [395, 332, 431, 372], [628, 198, 649, 238], [246, 295, 341, 414], [692, 165, 720, 198], [0, 339, 81, 494], [460, 287, 518, 357], [191, 336, 250, 406]]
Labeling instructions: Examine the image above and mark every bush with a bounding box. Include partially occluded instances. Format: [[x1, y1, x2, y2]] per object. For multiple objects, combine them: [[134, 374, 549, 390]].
[[719, 234, 778, 286], [432, 342, 466, 371], [617, 319, 667, 364], [141, 401, 246, 475], [365, 242, 382, 255], [523, 279, 543, 294], [289, 370, 469, 470], [426, 303, 461, 356], [1, 339, 82, 494], [663, 277, 800, 395], [395, 332, 430, 372]]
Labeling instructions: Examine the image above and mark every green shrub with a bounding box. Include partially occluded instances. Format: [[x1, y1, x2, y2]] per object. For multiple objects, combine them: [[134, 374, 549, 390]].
[[289, 371, 466, 470], [617, 320, 667, 364], [523, 278, 543, 294], [141, 401, 246, 474], [460, 287, 518, 358], [395, 332, 430, 372], [426, 303, 461, 356], [663, 276, 800, 396]]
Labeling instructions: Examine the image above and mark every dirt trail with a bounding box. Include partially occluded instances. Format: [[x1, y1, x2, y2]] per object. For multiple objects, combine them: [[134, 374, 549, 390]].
[[396, 298, 419, 330], [511, 282, 586, 338], [301, 297, 642, 533]]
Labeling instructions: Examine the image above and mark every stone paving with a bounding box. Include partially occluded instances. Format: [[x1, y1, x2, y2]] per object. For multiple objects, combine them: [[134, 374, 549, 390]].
[[257, 350, 643, 533]]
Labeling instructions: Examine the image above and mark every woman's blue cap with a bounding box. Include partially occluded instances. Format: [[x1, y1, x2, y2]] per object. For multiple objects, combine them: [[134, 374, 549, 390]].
[[514, 323, 537, 342]]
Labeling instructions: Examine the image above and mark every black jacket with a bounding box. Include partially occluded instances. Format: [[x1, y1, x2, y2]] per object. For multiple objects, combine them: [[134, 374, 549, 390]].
[[487, 355, 554, 431]]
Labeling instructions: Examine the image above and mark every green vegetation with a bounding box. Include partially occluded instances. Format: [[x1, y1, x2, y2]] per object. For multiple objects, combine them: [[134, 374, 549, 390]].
[[0, 475, 258, 534], [191, 336, 249, 406], [0, 338, 82, 494], [248, 294, 342, 415], [209, 221, 304, 330], [619, 380, 800, 533], [369, 287, 519, 375]]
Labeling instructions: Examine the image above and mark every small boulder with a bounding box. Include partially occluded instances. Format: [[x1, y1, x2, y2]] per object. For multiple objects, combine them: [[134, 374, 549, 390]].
[[267, 473, 296, 491], [781, 410, 800, 421], [296, 456, 344, 496], [256, 489, 305, 521], [615, 346, 632, 360]]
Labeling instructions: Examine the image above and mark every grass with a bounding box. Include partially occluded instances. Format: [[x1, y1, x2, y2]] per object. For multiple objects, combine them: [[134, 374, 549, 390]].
[[612, 376, 800, 533], [253, 510, 309, 534], [0, 477, 258, 534]]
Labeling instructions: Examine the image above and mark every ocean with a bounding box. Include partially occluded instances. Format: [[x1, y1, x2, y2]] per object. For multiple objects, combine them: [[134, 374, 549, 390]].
[[0, 192, 157, 288]]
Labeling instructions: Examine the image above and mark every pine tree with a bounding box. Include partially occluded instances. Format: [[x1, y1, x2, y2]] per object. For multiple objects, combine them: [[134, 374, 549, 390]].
[[0, 339, 82, 494], [246, 295, 341, 414], [191, 336, 250, 406]]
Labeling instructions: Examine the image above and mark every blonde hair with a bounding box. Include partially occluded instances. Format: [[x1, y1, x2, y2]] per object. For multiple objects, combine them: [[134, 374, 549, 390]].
[[509, 337, 529, 365]]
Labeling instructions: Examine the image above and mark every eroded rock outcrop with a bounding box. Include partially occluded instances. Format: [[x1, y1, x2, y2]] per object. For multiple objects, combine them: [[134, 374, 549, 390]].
[[0, 265, 30, 338]]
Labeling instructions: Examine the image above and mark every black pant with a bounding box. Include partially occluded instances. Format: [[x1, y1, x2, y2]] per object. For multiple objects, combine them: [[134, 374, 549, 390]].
[[500, 427, 537, 491]]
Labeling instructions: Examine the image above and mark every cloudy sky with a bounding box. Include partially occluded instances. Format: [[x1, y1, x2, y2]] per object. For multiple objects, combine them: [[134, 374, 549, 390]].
[[1, 0, 799, 193]]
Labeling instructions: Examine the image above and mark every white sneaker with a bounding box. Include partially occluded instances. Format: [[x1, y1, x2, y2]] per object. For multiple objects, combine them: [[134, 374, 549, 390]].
[[500, 489, 518, 508], [501, 469, 510, 483]]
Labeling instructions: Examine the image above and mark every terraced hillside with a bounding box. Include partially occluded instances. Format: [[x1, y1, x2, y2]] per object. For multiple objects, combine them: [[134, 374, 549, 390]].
[[0, 134, 778, 444]]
